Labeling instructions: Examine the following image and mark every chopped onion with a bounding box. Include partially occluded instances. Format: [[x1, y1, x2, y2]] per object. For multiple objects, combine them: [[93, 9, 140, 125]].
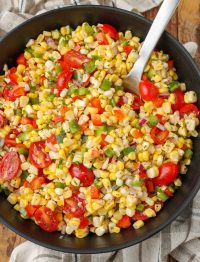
[[24, 83, 30, 91], [156, 123, 166, 131], [46, 37, 57, 50], [139, 118, 147, 126], [139, 164, 144, 172], [159, 93, 170, 98]]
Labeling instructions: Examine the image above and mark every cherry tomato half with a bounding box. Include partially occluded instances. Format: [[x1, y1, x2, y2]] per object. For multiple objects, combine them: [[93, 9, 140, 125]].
[[34, 206, 58, 232], [62, 193, 85, 218], [131, 94, 143, 110], [98, 24, 119, 40], [180, 104, 199, 117], [29, 141, 52, 169], [124, 45, 133, 55], [79, 217, 90, 229], [0, 152, 20, 180], [117, 215, 131, 228], [16, 53, 27, 66], [150, 126, 169, 145], [3, 87, 16, 101], [25, 204, 40, 217], [153, 162, 179, 186], [63, 50, 87, 69], [133, 211, 149, 221], [96, 32, 109, 45], [56, 69, 73, 92], [139, 79, 158, 101], [171, 89, 185, 112], [69, 164, 94, 187], [90, 97, 104, 114]]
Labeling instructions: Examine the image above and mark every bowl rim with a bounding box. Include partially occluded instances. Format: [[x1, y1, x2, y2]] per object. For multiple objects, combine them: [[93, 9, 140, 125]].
[[0, 4, 200, 254]]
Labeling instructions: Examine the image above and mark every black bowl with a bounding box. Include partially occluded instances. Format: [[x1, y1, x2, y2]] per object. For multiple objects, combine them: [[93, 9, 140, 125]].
[[0, 5, 200, 254]]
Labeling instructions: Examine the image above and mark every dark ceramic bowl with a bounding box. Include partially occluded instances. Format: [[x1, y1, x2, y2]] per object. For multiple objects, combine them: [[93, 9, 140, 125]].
[[0, 5, 200, 254]]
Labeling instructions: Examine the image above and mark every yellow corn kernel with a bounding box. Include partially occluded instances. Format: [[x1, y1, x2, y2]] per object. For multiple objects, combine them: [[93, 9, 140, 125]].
[[154, 74, 162, 82], [19, 198, 28, 208], [177, 137, 185, 148], [174, 178, 182, 187], [143, 101, 154, 112], [75, 228, 89, 238], [117, 161, 124, 171], [102, 178, 111, 188], [7, 193, 18, 205], [14, 204, 20, 211], [144, 208, 156, 218], [133, 220, 144, 229], [17, 64, 26, 73], [111, 226, 120, 233], [104, 201, 115, 211], [112, 191, 121, 198], [10, 177, 21, 188]]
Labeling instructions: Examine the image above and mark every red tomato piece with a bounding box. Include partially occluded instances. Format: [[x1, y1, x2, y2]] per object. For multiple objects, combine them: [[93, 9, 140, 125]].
[[100, 133, 109, 147], [153, 162, 179, 186], [167, 60, 174, 69], [69, 164, 94, 187], [53, 116, 65, 123], [150, 126, 169, 145], [9, 73, 18, 85], [124, 45, 133, 55], [72, 95, 81, 102], [164, 188, 173, 197], [153, 97, 164, 107], [30, 176, 46, 190], [98, 24, 119, 40], [3, 87, 16, 101], [114, 109, 124, 121], [145, 180, 155, 193], [56, 69, 73, 92], [29, 141, 52, 169], [180, 104, 199, 117], [96, 32, 109, 45], [131, 94, 143, 110], [79, 217, 89, 229], [20, 117, 33, 125], [139, 80, 158, 101], [64, 50, 87, 69], [0, 115, 5, 128], [139, 171, 147, 179], [25, 204, 40, 217], [117, 96, 128, 107], [31, 119, 37, 129], [0, 152, 20, 180], [171, 89, 185, 112], [46, 134, 57, 144], [133, 211, 149, 221], [62, 193, 85, 218], [91, 114, 103, 126], [91, 97, 104, 114], [12, 86, 25, 97], [117, 215, 131, 228], [16, 53, 27, 65], [4, 134, 16, 147], [155, 114, 166, 124], [90, 186, 100, 199], [34, 206, 58, 232]]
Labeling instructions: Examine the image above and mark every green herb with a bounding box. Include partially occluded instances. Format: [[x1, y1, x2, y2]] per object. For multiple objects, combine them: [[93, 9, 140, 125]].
[[95, 125, 107, 136], [33, 52, 42, 58], [94, 179, 103, 188], [49, 57, 55, 62], [184, 149, 193, 159], [136, 204, 145, 211], [91, 55, 101, 61], [132, 180, 143, 187], [73, 70, 78, 80], [58, 159, 64, 168], [157, 190, 169, 202], [83, 23, 94, 35], [110, 98, 116, 107], [100, 79, 112, 91], [20, 171, 29, 179], [55, 182, 65, 189], [18, 147, 29, 156], [148, 115, 159, 127], [78, 87, 90, 96], [122, 146, 136, 156], [17, 132, 28, 142], [67, 83, 78, 95], [69, 120, 80, 134], [147, 69, 156, 79], [169, 81, 180, 92], [84, 60, 96, 74], [104, 148, 115, 158], [47, 93, 56, 102], [29, 83, 36, 92], [56, 131, 66, 144], [49, 80, 56, 87], [55, 64, 62, 74], [121, 41, 129, 46], [82, 135, 88, 143], [30, 97, 39, 105], [16, 108, 22, 116]]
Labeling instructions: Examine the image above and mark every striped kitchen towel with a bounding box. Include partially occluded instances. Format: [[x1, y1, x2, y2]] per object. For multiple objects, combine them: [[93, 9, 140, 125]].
[[0, 0, 199, 262]]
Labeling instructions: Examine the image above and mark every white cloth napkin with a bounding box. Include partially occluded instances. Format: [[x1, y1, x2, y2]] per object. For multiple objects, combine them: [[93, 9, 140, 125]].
[[0, 1, 199, 262]]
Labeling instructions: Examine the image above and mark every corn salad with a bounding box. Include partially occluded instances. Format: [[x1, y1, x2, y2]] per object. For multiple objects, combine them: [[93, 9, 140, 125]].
[[0, 23, 199, 237]]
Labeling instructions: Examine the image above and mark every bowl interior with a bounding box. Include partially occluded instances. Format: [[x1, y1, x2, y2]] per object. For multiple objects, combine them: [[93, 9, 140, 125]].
[[0, 5, 200, 254]]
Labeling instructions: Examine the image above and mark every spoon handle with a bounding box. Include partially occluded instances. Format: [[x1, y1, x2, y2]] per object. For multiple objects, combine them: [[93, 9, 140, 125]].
[[128, 0, 180, 85]]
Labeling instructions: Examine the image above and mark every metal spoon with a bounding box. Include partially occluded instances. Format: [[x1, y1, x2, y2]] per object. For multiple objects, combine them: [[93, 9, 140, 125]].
[[123, 0, 180, 95]]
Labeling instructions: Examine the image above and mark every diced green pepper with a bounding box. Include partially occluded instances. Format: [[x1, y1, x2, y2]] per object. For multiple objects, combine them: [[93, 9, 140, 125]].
[[67, 83, 78, 95], [73, 70, 78, 80], [84, 60, 96, 74], [184, 149, 193, 159], [91, 55, 101, 61], [55, 64, 62, 74], [121, 41, 129, 46], [132, 180, 144, 187], [55, 182, 65, 189], [95, 125, 107, 136], [69, 120, 80, 134], [47, 93, 56, 102], [110, 98, 116, 107], [83, 23, 94, 36], [136, 204, 145, 211], [18, 147, 29, 156], [169, 81, 180, 92], [30, 97, 39, 105], [29, 83, 36, 92], [147, 69, 156, 79], [78, 87, 90, 96], [56, 132, 66, 144], [104, 148, 115, 158], [157, 191, 169, 202], [59, 36, 68, 47], [20, 171, 29, 180], [122, 146, 136, 156], [17, 132, 28, 142], [148, 115, 159, 127], [16, 108, 22, 116], [100, 79, 112, 91]]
